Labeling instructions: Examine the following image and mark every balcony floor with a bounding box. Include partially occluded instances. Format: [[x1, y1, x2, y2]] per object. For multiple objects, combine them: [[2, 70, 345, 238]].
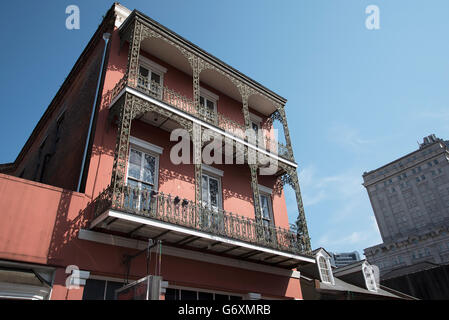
[[90, 209, 315, 269]]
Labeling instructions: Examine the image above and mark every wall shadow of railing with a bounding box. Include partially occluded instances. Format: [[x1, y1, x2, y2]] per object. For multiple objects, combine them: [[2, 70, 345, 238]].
[[46, 189, 106, 267]]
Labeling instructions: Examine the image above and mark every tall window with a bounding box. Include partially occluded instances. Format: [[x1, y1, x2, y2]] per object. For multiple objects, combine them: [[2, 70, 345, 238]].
[[199, 88, 218, 121], [137, 57, 166, 97], [138, 65, 162, 96], [126, 146, 158, 210], [318, 256, 333, 284], [259, 193, 274, 227], [201, 173, 221, 211], [250, 113, 263, 147], [200, 96, 216, 115]]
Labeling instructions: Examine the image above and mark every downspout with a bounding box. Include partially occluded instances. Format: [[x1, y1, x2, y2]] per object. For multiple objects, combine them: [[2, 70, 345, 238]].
[[77, 33, 111, 192]]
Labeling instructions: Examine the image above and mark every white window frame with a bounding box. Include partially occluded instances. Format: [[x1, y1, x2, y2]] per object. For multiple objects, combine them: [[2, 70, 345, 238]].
[[125, 137, 162, 209], [316, 251, 335, 285], [258, 185, 274, 226], [202, 164, 224, 177], [138, 56, 167, 94], [201, 171, 223, 211], [139, 56, 167, 76], [200, 87, 219, 114], [249, 113, 262, 131], [250, 113, 267, 148]]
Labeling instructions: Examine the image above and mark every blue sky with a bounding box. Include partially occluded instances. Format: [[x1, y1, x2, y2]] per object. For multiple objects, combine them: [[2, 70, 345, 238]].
[[1, 0, 449, 257]]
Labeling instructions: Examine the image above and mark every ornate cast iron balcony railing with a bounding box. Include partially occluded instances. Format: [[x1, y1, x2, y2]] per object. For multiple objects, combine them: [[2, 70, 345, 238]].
[[109, 75, 294, 161], [264, 136, 293, 160], [91, 185, 305, 256]]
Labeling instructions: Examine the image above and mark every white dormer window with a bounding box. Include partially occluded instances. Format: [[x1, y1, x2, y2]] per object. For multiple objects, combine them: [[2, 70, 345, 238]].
[[138, 56, 167, 97], [363, 262, 378, 292], [316, 251, 335, 285]]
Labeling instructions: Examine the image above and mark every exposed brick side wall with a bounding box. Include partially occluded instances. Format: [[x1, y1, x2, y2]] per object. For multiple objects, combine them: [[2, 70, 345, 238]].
[[13, 30, 111, 191]]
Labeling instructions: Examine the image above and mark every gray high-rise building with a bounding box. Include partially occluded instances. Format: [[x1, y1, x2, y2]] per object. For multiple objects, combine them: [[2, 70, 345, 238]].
[[329, 251, 361, 268], [363, 134, 449, 278]]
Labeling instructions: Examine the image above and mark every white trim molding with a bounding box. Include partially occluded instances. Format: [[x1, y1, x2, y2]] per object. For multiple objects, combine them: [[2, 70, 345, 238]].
[[249, 113, 262, 125], [114, 4, 131, 28], [139, 55, 167, 74], [258, 184, 273, 195], [200, 87, 219, 102], [202, 164, 224, 177], [129, 136, 164, 155]]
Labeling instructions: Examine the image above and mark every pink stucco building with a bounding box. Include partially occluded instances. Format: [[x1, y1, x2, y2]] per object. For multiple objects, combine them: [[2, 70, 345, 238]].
[[0, 3, 313, 300]]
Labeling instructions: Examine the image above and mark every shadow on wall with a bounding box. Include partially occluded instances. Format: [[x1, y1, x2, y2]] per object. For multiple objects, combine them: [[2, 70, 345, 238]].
[[159, 167, 194, 186], [46, 190, 95, 267], [222, 188, 252, 203]]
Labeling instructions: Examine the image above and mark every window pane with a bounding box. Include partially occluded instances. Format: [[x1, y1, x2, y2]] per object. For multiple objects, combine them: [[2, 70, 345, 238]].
[[260, 195, 270, 220], [151, 72, 161, 84], [202, 175, 209, 204], [139, 66, 149, 77], [214, 294, 229, 301], [198, 292, 214, 300], [165, 288, 179, 301], [105, 281, 125, 300], [319, 257, 331, 283], [252, 122, 259, 133], [130, 149, 142, 164], [128, 149, 142, 179], [128, 163, 141, 180], [127, 179, 139, 189], [143, 154, 155, 184], [206, 100, 215, 112], [138, 67, 149, 88], [200, 96, 205, 106], [209, 178, 219, 208], [180, 290, 197, 300], [82, 279, 106, 300]]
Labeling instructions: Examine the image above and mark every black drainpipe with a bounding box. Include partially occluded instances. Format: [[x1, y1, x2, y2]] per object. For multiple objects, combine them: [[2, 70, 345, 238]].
[[77, 32, 111, 192]]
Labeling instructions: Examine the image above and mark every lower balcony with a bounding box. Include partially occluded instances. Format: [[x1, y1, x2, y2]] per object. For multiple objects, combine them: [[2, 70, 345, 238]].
[[88, 186, 314, 269]]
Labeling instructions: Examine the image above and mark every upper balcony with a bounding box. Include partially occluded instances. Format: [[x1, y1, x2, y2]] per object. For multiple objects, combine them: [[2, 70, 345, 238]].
[[106, 10, 297, 167]]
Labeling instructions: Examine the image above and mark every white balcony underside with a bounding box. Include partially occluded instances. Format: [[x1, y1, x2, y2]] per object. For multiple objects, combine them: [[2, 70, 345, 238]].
[[90, 209, 314, 268]]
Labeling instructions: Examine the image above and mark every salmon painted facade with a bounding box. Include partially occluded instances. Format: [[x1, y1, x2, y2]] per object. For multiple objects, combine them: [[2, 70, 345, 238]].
[[0, 3, 314, 300]]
